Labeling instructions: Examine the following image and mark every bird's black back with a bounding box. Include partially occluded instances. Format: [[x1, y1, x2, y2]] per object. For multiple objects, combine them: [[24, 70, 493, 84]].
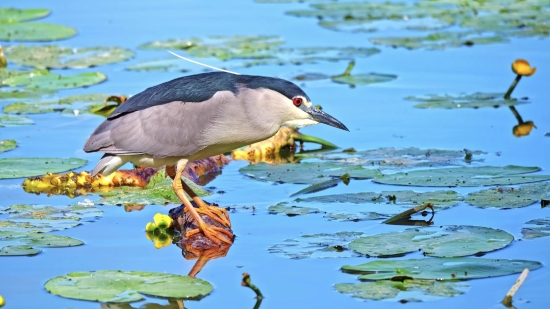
[[109, 72, 309, 118]]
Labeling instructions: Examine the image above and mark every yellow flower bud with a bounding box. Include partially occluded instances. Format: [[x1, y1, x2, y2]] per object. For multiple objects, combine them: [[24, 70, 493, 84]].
[[153, 213, 173, 229], [145, 231, 155, 242], [513, 121, 537, 137], [153, 233, 172, 249], [512, 59, 536, 76], [145, 222, 157, 233], [0, 295, 4, 307]]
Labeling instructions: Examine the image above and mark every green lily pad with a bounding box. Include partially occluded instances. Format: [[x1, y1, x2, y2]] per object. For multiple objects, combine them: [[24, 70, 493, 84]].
[[466, 182, 550, 209], [349, 225, 513, 257], [241, 162, 381, 185], [98, 170, 210, 206], [0, 231, 83, 256], [125, 58, 191, 72], [370, 32, 507, 50], [268, 202, 321, 216], [269, 231, 363, 259], [0, 8, 50, 23], [0, 157, 87, 179], [4, 45, 134, 69], [0, 221, 55, 233], [2, 71, 107, 91], [0, 139, 16, 152], [45, 270, 213, 302], [0, 203, 102, 232], [0, 22, 77, 42], [522, 217, 550, 240], [406, 93, 528, 109], [374, 165, 550, 187], [342, 258, 542, 281], [3, 94, 110, 115], [0, 114, 34, 127], [332, 73, 397, 87], [335, 280, 469, 302]]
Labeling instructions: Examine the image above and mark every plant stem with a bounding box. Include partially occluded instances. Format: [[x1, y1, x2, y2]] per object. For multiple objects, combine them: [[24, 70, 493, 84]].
[[508, 106, 524, 124], [501, 268, 529, 307], [504, 75, 522, 100], [342, 61, 355, 76], [242, 273, 263, 300], [292, 133, 338, 149]]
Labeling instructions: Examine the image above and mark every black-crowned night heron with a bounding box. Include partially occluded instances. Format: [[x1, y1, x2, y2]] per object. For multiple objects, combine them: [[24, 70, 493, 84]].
[[84, 72, 348, 245]]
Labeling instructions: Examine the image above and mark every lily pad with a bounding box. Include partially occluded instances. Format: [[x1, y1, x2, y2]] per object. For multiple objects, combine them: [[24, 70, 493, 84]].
[[342, 258, 542, 281], [349, 225, 514, 257], [332, 73, 397, 87], [0, 8, 50, 23], [269, 231, 364, 259], [0, 157, 87, 179], [3, 94, 110, 115], [2, 71, 107, 91], [370, 32, 507, 50], [0, 139, 16, 152], [374, 165, 550, 187], [4, 45, 134, 69], [522, 217, 550, 240], [268, 202, 321, 216], [45, 270, 213, 302], [0, 221, 55, 233], [241, 162, 381, 185], [466, 182, 550, 209], [125, 58, 191, 72], [335, 280, 469, 302], [0, 231, 83, 256], [406, 93, 528, 109], [0, 22, 77, 42], [0, 114, 34, 127]]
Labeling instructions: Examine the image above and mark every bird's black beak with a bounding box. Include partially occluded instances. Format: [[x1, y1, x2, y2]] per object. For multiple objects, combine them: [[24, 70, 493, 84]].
[[308, 107, 349, 131]]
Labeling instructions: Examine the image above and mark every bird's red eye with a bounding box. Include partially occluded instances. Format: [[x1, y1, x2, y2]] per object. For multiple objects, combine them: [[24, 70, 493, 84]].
[[293, 97, 303, 107]]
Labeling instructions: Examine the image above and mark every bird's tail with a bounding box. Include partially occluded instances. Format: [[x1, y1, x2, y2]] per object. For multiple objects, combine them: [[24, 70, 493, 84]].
[[91, 154, 125, 176]]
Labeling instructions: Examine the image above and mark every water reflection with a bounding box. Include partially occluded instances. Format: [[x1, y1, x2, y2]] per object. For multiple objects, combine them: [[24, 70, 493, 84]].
[[509, 106, 537, 137], [100, 300, 185, 309]]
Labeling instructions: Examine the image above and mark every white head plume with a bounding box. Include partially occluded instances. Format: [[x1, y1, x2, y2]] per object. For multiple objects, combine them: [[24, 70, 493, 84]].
[[167, 50, 241, 75]]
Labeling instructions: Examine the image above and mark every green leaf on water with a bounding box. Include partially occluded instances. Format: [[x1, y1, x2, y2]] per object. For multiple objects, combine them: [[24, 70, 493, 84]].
[[335, 280, 469, 302], [125, 58, 191, 72], [349, 225, 513, 257], [0, 157, 87, 179], [406, 92, 528, 109], [332, 73, 397, 87], [268, 202, 321, 216], [269, 231, 364, 259], [466, 182, 550, 209], [374, 165, 550, 187], [2, 71, 107, 91], [0, 231, 83, 256], [3, 94, 111, 115], [0, 140, 16, 153], [370, 32, 508, 50], [342, 258, 542, 281], [522, 217, 550, 240], [0, 8, 50, 23], [0, 22, 77, 42], [4, 45, 134, 69], [0, 114, 34, 127], [45, 270, 213, 302]]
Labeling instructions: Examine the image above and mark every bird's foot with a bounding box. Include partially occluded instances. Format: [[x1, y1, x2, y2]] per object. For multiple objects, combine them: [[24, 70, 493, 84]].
[[195, 202, 231, 228], [186, 221, 233, 246]]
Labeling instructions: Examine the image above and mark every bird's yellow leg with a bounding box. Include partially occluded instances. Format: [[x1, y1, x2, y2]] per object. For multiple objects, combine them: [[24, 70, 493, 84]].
[[170, 161, 233, 245], [165, 165, 231, 227]]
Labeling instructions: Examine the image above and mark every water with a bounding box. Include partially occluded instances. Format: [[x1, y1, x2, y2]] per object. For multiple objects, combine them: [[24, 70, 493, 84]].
[[1, 0, 550, 308]]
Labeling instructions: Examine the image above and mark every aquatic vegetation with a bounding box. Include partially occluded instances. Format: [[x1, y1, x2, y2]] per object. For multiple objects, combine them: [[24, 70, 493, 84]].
[[0, 140, 16, 153], [466, 182, 550, 209], [0, 157, 87, 179], [0, 114, 33, 127], [2, 70, 106, 91], [521, 217, 550, 240], [0, 231, 83, 256], [406, 92, 528, 109], [268, 231, 364, 259]]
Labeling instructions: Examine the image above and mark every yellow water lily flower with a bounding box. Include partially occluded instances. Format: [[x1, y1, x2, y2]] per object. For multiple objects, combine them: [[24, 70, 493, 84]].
[[153, 213, 173, 229], [513, 121, 537, 137], [512, 59, 536, 76], [145, 222, 157, 233], [154, 234, 172, 249], [145, 231, 154, 241], [0, 294, 5, 307]]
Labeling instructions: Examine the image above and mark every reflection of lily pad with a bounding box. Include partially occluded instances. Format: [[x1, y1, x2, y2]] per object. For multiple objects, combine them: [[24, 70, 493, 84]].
[[0, 8, 50, 23], [4, 45, 134, 69], [466, 182, 550, 209], [268, 203, 320, 216], [45, 270, 213, 302], [0, 157, 87, 179], [335, 280, 468, 302], [2, 71, 107, 91], [0, 231, 83, 256], [342, 258, 542, 281], [0, 140, 16, 153], [241, 162, 381, 185], [374, 166, 550, 187], [349, 225, 513, 257], [0, 114, 34, 127], [332, 73, 397, 87], [0, 22, 77, 42], [522, 217, 550, 240], [269, 232, 363, 259], [406, 93, 527, 109]]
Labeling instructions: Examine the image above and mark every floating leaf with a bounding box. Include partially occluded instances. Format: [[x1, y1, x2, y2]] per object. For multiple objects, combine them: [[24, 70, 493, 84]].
[[0, 231, 83, 256], [522, 217, 550, 240], [335, 280, 468, 302], [3, 94, 110, 115], [374, 165, 550, 187], [269, 232, 363, 259], [2, 71, 107, 91], [406, 92, 528, 109], [342, 258, 542, 281], [241, 162, 381, 185], [332, 73, 397, 87], [370, 32, 507, 50], [0, 8, 50, 23], [45, 270, 213, 302], [0, 157, 87, 179], [268, 202, 320, 216], [349, 225, 513, 257], [466, 182, 550, 209], [0, 221, 55, 233], [0, 140, 16, 153], [0, 114, 34, 127], [4, 45, 134, 69], [125, 58, 191, 72], [0, 22, 76, 42]]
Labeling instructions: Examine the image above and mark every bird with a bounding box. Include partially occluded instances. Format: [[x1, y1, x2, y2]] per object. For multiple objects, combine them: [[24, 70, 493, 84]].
[[84, 71, 348, 245]]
